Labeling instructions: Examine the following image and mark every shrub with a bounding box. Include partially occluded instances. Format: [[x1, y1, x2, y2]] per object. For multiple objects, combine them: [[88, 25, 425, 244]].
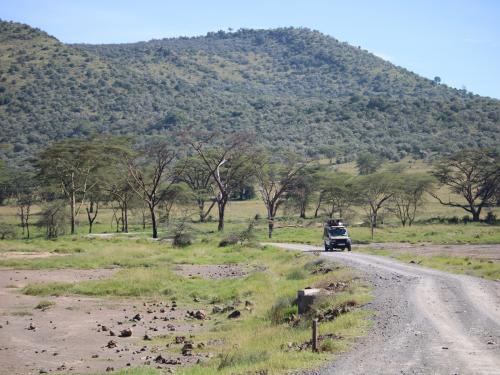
[[172, 221, 194, 247], [238, 219, 257, 245], [267, 296, 296, 325], [0, 223, 17, 240], [485, 212, 497, 225], [219, 233, 239, 247], [219, 220, 257, 247], [286, 268, 307, 280], [37, 201, 67, 238], [35, 300, 55, 310]]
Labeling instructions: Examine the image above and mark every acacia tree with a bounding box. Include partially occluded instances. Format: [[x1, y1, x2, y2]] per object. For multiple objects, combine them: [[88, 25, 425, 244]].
[[321, 172, 357, 219], [285, 165, 319, 219], [355, 172, 398, 239], [176, 156, 216, 222], [159, 182, 193, 226], [126, 140, 179, 238], [356, 152, 382, 175], [392, 174, 434, 227], [254, 153, 306, 238], [189, 134, 254, 231], [36, 139, 108, 235], [431, 149, 500, 222]]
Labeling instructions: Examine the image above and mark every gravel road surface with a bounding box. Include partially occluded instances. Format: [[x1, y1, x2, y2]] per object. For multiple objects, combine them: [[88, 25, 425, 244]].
[[270, 243, 500, 375]]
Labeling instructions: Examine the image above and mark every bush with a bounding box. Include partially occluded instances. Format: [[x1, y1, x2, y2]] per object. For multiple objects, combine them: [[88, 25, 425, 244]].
[[485, 212, 497, 225], [172, 221, 195, 247], [267, 296, 296, 325], [0, 223, 17, 240], [286, 268, 307, 280], [219, 220, 257, 247], [37, 201, 67, 239], [219, 233, 239, 247]]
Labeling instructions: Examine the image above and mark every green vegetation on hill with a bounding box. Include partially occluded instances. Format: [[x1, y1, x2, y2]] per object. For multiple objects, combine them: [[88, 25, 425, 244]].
[[0, 20, 499, 165]]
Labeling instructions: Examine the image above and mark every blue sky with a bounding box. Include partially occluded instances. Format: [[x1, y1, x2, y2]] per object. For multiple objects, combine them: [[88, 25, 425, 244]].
[[2, 0, 499, 99]]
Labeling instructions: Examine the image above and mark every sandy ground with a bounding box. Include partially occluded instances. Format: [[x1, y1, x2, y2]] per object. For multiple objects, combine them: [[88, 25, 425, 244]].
[[0, 268, 215, 374], [271, 243, 500, 375], [368, 242, 500, 261]]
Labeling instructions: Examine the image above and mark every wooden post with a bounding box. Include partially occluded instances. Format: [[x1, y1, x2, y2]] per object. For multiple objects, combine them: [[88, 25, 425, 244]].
[[312, 318, 318, 352]]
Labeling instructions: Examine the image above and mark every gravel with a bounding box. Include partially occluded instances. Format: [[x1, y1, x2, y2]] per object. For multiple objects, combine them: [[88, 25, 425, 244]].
[[270, 243, 500, 375]]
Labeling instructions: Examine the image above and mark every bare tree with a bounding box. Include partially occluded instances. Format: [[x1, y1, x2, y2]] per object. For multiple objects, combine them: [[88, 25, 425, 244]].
[[431, 149, 500, 221], [254, 153, 305, 238], [188, 134, 254, 231], [126, 140, 179, 238], [392, 174, 434, 227]]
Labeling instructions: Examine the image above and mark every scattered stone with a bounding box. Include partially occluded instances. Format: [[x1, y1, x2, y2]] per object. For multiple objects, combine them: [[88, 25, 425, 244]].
[[109, 330, 116, 336], [175, 336, 185, 344], [105, 367, 114, 372], [27, 323, 36, 331], [487, 340, 495, 345], [132, 313, 142, 321], [91, 354, 99, 358], [193, 297, 200, 302], [119, 328, 132, 337], [39, 369, 48, 374], [101, 325, 108, 332], [442, 346, 448, 350], [106, 340, 117, 349], [182, 341, 194, 356], [227, 310, 241, 319], [212, 305, 223, 313], [143, 334, 152, 341]]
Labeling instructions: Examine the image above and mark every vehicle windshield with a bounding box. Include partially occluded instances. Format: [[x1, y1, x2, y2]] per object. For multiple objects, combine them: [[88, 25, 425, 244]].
[[328, 227, 347, 236]]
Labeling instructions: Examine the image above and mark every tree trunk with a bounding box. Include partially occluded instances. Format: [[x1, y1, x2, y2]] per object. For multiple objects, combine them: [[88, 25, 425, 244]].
[[472, 209, 481, 222], [268, 220, 274, 239], [20, 206, 25, 235], [25, 210, 30, 239], [217, 200, 226, 232], [314, 195, 322, 218], [198, 201, 205, 222], [299, 200, 306, 219], [150, 205, 158, 239], [70, 193, 76, 235], [123, 201, 128, 233]]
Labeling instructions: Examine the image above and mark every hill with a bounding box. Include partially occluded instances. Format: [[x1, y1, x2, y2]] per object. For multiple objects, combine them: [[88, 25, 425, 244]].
[[0, 20, 499, 165]]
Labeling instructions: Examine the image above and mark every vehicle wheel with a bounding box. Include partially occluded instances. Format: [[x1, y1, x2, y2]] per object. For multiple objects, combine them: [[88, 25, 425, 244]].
[[347, 244, 352, 251], [324, 243, 329, 252]]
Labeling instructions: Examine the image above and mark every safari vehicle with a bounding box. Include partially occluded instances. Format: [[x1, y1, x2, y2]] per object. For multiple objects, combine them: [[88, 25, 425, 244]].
[[323, 220, 352, 252]]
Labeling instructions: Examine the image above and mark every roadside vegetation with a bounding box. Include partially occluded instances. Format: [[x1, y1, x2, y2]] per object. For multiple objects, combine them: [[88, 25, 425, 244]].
[[5, 237, 372, 374]]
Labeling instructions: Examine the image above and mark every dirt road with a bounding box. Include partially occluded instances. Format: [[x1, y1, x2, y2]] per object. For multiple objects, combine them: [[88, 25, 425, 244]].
[[270, 243, 500, 375]]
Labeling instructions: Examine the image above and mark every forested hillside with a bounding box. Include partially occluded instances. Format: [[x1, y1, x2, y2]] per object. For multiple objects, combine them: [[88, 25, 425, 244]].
[[0, 20, 499, 165]]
